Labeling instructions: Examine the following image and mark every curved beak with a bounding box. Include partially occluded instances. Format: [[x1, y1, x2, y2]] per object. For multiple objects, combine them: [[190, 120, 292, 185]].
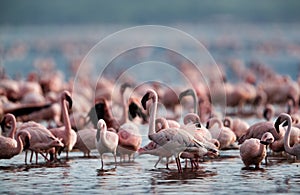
[[65, 94, 73, 109], [141, 92, 150, 110]]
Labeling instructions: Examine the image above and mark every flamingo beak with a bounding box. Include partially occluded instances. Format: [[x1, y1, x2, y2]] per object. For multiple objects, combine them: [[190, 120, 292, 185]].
[[65, 94, 73, 109], [274, 116, 282, 133], [260, 138, 273, 145], [141, 92, 150, 110]]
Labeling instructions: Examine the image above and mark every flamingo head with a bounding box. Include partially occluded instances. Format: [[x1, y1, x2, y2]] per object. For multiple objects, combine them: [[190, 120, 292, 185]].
[[141, 91, 151, 110], [62, 90, 73, 109], [260, 132, 275, 145], [178, 88, 195, 102], [97, 119, 106, 131], [120, 83, 132, 94], [274, 113, 289, 133]]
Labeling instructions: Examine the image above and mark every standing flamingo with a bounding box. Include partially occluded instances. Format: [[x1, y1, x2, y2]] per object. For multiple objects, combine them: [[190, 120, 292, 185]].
[[95, 119, 119, 170], [117, 83, 142, 162], [138, 117, 173, 168], [240, 132, 275, 169], [49, 90, 77, 160], [73, 128, 97, 157], [141, 89, 213, 173], [0, 114, 29, 159], [275, 113, 300, 159]]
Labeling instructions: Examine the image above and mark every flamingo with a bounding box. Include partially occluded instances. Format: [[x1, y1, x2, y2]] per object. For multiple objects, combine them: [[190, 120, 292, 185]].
[[275, 113, 300, 159], [138, 117, 173, 168], [240, 132, 275, 169], [179, 88, 198, 115], [73, 128, 97, 157], [95, 119, 119, 170], [117, 83, 142, 162], [238, 119, 284, 145], [262, 104, 275, 121], [49, 90, 77, 160], [85, 97, 120, 130], [223, 116, 249, 139], [206, 117, 237, 150], [141, 89, 215, 173], [0, 114, 30, 159], [17, 121, 64, 164]]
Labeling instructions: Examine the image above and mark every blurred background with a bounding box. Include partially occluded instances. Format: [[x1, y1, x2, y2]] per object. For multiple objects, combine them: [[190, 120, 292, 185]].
[[1, 0, 300, 80]]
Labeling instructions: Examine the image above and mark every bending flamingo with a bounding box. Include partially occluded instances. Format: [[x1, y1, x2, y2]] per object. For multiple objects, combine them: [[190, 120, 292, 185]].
[[240, 132, 275, 169]]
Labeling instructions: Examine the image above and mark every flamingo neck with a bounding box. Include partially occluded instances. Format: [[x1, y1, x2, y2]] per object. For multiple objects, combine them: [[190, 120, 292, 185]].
[[258, 141, 266, 155], [149, 93, 158, 137], [210, 118, 223, 129], [15, 131, 24, 155], [223, 117, 232, 128], [192, 92, 198, 114], [120, 90, 128, 124], [99, 124, 110, 148], [284, 116, 293, 154], [8, 116, 16, 139], [62, 98, 71, 137], [155, 117, 169, 132]]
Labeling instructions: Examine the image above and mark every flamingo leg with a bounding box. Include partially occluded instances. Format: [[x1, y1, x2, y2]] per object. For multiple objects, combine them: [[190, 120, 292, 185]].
[[166, 157, 170, 169], [114, 152, 117, 168], [40, 152, 50, 162], [175, 157, 182, 173], [35, 152, 38, 164], [265, 145, 268, 166], [154, 157, 162, 168], [100, 154, 104, 170], [25, 150, 28, 164], [30, 151, 34, 163]]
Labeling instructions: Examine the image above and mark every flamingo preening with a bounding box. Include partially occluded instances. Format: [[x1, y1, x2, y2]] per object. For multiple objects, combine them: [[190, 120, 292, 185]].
[[0, 114, 30, 160]]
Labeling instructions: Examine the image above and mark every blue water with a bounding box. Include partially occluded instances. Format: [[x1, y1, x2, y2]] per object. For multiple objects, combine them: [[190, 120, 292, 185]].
[[1, 23, 299, 81]]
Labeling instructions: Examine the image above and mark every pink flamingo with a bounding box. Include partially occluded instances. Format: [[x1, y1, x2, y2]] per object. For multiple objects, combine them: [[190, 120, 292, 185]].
[[73, 128, 97, 157], [275, 113, 300, 159], [117, 83, 142, 162], [49, 90, 77, 160], [138, 117, 173, 168], [0, 114, 30, 159], [240, 132, 275, 169], [17, 121, 64, 164], [223, 116, 249, 139], [95, 119, 119, 170], [238, 119, 284, 145], [179, 88, 198, 115], [206, 117, 237, 150], [141, 89, 213, 173]]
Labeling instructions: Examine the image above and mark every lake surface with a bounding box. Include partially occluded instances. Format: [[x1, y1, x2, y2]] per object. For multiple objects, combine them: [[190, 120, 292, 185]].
[[1, 23, 300, 194], [1, 121, 300, 195]]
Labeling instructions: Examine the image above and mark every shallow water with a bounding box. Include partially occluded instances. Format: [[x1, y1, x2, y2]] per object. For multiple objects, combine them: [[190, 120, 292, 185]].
[[1, 137, 300, 194], [1, 23, 300, 194]]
